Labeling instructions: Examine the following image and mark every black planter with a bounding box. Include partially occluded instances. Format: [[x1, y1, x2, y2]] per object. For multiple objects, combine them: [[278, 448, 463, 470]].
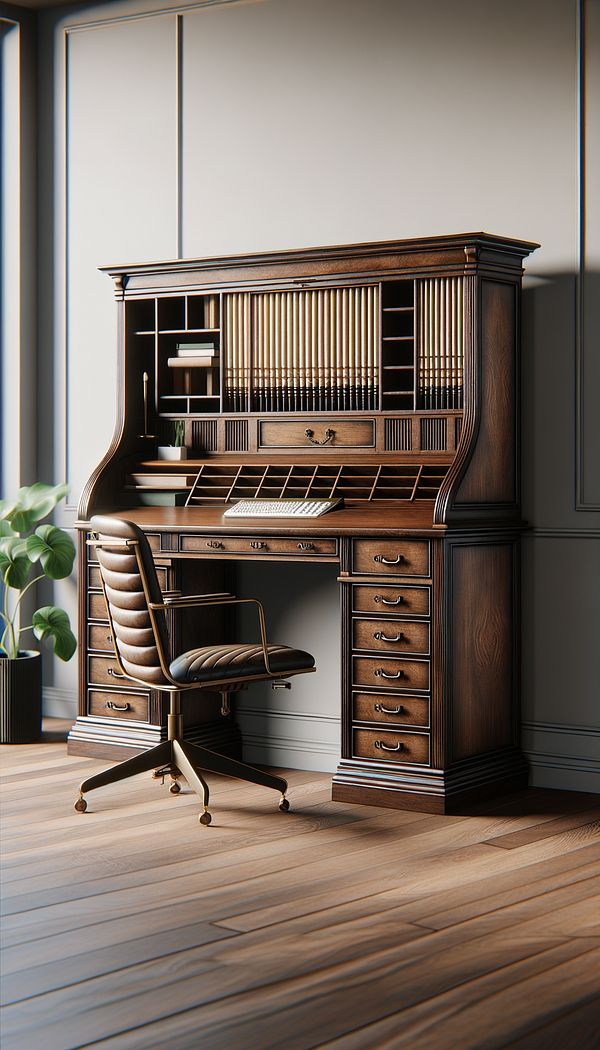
[[0, 651, 42, 743]]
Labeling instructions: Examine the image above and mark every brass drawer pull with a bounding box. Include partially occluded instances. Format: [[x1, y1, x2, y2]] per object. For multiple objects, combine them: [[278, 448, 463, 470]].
[[375, 594, 404, 606], [107, 667, 126, 679], [298, 542, 315, 551], [106, 700, 130, 711], [374, 740, 404, 752], [374, 553, 404, 566], [374, 668, 404, 679], [374, 631, 404, 643], [207, 540, 223, 549], [305, 427, 335, 446], [374, 703, 405, 715], [250, 541, 268, 550]]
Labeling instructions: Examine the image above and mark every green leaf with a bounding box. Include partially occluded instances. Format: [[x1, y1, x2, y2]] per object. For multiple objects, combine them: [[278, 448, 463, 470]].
[[0, 520, 17, 539], [26, 525, 76, 580], [0, 538, 31, 589], [5, 483, 69, 533], [32, 607, 77, 661]]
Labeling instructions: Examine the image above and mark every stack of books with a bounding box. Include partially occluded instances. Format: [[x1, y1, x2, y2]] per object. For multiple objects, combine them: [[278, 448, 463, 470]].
[[128, 472, 193, 506], [167, 342, 218, 368]]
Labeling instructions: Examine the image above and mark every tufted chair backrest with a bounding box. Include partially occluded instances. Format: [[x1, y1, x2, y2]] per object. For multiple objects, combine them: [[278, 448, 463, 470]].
[[90, 516, 171, 688]]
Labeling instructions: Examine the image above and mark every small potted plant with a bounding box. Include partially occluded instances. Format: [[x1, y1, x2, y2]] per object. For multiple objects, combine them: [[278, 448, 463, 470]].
[[0, 483, 77, 743], [158, 420, 187, 460]]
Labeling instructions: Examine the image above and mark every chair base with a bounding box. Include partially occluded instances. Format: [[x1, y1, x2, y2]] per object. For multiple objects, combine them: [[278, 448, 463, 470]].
[[75, 739, 289, 824]]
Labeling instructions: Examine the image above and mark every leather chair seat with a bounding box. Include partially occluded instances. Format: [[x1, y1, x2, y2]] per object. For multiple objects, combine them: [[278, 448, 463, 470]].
[[170, 643, 315, 685]]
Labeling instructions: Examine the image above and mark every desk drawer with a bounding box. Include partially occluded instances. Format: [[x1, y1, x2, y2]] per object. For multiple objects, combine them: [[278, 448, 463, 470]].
[[353, 692, 430, 728], [180, 535, 337, 557], [88, 690, 149, 721], [353, 539, 430, 577], [353, 728, 430, 765], [88, 624, 115, 653], [353, 656, 430, 691], [352, 584, 430, 617], [353, 618, 429, 655], [89, 655, 132, 689], [88, 591, 108, 622], [259, 419, 374, 449]]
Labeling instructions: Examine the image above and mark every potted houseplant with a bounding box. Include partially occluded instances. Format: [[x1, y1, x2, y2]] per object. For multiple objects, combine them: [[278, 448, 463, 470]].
[[158, 420, 187, 460], [0, 483, 77, 743]]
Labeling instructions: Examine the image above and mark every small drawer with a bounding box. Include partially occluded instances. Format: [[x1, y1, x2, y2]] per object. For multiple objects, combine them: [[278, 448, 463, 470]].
[[353, 539, 430, 577], [180, 535, 337, 557], [89, 655, 131, 688], [88, 624, 115, 653], [88, 591, 108, 621], [259, 419, 374, 449], [88, 563, 168, 591], [88, 690, 149, 722], [353, 692, 430, 728], [353, 618, 429, 655], [353, 728, 430, 765], [352, 584, 430, 617], [353, 656, 430, 691]]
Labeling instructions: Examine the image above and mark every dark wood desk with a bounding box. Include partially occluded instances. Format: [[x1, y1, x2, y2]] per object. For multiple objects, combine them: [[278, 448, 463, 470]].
[[70, 233, 538, 812]]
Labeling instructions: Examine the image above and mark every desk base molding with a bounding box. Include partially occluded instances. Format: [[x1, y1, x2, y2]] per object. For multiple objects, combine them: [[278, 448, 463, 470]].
[[332, 748, 528, 814], [67, 716, 242, 762]]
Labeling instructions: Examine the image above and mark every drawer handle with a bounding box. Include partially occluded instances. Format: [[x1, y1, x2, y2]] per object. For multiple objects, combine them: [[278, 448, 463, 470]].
[[106, 700, 130, 711], [374, 554, 404, 566], [107, 667, 127, 679], [374, 631, 404, 643], [374, 594, 404, 606], [374, 740, 404, 752], [374, 668, 404, 680], [374, 703, 405, 715], [206, 540, 224, 549], [251, 541, 268, 550], [305, 427, 335, 446], [297, 542, 315, 551]]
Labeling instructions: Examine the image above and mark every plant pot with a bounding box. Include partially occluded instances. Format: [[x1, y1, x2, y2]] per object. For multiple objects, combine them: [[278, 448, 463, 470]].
[[157, 446, 187, 461], [0, 651, 42, 743]]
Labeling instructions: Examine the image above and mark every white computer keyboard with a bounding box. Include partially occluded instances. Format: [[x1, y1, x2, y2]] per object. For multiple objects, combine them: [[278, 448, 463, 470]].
[[223, 499, 342, 518]]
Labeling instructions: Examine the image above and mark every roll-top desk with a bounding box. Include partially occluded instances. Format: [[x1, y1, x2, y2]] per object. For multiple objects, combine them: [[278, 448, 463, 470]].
[[70, 232, 539, 813]]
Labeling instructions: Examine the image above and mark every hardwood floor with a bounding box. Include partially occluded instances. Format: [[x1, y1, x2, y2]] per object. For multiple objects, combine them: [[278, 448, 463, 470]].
[[1, 721, 599, 1050]]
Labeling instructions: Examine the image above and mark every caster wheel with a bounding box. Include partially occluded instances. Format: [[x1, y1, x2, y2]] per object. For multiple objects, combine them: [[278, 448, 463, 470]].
[[169, 781, 181, 794], [74, 797, 87, 813], [279, 797, 290, 813], [199, 810, 212, 826]]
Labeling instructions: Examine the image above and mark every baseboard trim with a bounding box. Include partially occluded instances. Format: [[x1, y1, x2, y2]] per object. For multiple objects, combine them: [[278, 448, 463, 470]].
[[522, 719, 600, 793], [43, 687, 77, 720], [236, 705, 340, 772]]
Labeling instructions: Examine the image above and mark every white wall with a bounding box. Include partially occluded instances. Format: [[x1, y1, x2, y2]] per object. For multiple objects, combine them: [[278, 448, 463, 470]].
[[33, 0, 599, 788]]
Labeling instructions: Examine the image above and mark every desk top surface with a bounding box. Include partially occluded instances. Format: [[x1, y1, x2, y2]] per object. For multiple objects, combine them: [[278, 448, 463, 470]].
[[88, 502, 444, 537]]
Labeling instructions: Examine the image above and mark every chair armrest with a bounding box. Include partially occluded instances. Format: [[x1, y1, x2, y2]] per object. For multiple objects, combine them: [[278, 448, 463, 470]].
[[152, 591, 233, 609], [149, 593, 273, 675]]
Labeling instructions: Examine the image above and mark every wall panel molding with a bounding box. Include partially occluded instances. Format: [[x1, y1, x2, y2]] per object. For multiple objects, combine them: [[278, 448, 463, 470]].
[[576, 0, 600, 510]]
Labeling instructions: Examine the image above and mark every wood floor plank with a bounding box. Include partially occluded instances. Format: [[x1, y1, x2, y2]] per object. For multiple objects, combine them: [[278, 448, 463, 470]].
[[486, 807, 600, 849], [316, 941, 600, 1050]]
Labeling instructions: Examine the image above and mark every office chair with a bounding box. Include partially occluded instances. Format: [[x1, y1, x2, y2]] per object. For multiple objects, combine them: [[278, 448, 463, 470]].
[[74, 515, 315, 825]]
